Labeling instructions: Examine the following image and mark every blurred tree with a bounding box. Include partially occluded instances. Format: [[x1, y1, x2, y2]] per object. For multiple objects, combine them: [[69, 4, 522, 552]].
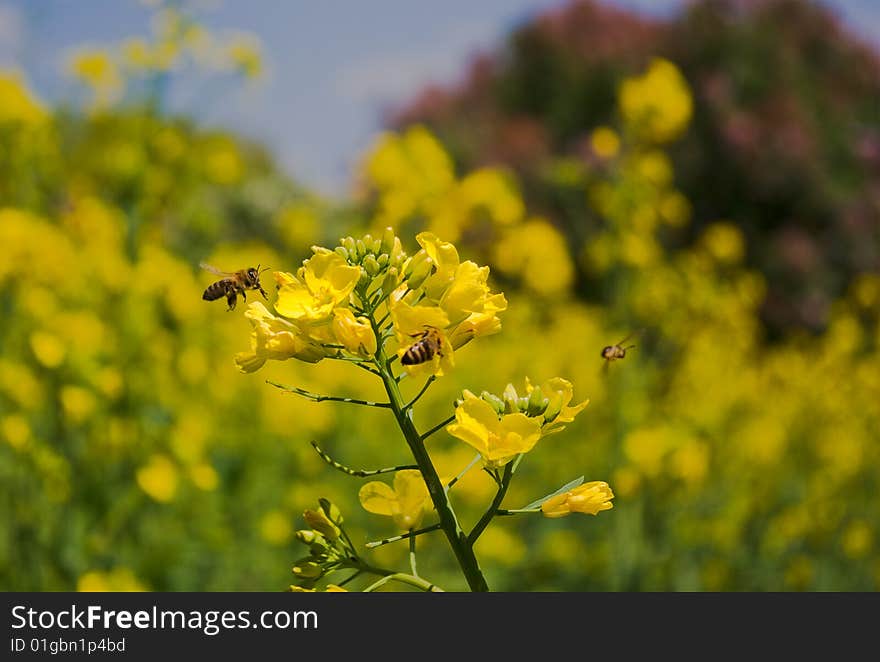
[[391, 0, 880, 335]]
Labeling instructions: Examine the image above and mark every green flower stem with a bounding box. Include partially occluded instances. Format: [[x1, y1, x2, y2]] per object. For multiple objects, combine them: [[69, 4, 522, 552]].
[[368, 317, 490, 592], [468, 462, 515, 545]]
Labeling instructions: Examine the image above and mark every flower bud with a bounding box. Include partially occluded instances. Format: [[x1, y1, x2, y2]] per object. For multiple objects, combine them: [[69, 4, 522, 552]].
[[380, 226, 396, 255], [502, 383, 520, 414], [363, 254, 381, 277], [407, 256, 434, 289], [355, 239, 367, 260], [543, 399, 562, 424], [480, 391, 505, 415], [527, 386, 550, 417], [371, 238, 382, 254], [334, 246, 350, 261], [295, 529, 318, 545], [341, 236, 357, 255], [377, 253, 389, 268], [380, 266, 400, 295], [362, 233, 374, 249], [358, 268, 370, 288], [304, 508, 340, 541], [319, 498, 344, 525], [292, 561, 323, 579]]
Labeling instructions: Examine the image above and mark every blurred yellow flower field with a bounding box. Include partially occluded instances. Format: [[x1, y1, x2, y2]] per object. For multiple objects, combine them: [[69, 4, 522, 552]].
[[1, 24, 878, 592]]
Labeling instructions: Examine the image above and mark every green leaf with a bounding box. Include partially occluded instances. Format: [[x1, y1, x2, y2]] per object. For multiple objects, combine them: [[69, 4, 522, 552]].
[[522, 476, 584, 511]]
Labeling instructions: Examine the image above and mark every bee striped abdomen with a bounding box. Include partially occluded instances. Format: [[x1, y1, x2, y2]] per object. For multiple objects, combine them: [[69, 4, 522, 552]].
[[202, 279, 233, 301], [401, 327, 443, 365]]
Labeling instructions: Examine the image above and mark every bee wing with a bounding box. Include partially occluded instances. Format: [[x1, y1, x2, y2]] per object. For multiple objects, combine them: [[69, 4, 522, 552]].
[[199, 262, 233, 277], [616, 327, 647, 347]]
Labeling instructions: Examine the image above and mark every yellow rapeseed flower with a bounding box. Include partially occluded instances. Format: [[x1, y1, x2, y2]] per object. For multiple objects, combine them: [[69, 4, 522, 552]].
[[228, 35, 263, 79], [260, 510, 293, 546], [619, 57, 692, 143], [492, 220, 574, 296], [541, 481, 614, 518], [359, 470, 432, 530], [0, 70, 46, 125], [136, 454, 179, 503], [235, 302, 327, 373], [67, 48, 123, 108], [446, 390, 543, 468], [77, 568, 147, 592], [415, 232, 460, 300], [458, 168, 525, 226], [413, 232, 507, 343], [590, 126, 621, 159], [30, 331, 66, 368], [448, 292, 507, 350], [332, 308, 377, 357], [533, 377, 589, 433], [390, 297, 454, 377], [274, 250, 361, 322]]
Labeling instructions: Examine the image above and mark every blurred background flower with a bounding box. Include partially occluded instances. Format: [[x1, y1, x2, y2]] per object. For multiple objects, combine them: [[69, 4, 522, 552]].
[[1, 0, 879, 591]]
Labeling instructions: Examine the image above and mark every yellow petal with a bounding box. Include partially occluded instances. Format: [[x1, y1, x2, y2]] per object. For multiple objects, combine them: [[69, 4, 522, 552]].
[[358, 481, 397, 516]]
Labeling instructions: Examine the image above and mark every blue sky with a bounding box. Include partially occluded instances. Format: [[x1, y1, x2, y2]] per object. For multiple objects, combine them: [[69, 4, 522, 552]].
[[1, 0, 879, 196]]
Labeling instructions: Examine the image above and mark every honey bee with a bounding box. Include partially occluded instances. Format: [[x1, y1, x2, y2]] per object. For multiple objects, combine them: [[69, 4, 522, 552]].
[[200, 262, 269, 311], [601, 332, 637, 370], [401, 326, 444, 366]]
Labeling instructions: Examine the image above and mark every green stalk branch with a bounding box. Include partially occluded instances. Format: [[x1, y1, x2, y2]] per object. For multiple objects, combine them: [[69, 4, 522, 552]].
[[405, 376, 435, 409], [365, 523, 442, 549], [362, 573, 443, 593], [420, 415, 456, 441], [267, 381, 390, 408], [468, 462, 515, 545], [311, 441, 417, 477]]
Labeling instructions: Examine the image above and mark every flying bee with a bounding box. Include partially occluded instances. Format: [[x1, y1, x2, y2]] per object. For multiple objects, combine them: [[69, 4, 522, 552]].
[[401, 326, 444, 366], [200, 262, 270, 311], [601, 332, 637, 371]]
